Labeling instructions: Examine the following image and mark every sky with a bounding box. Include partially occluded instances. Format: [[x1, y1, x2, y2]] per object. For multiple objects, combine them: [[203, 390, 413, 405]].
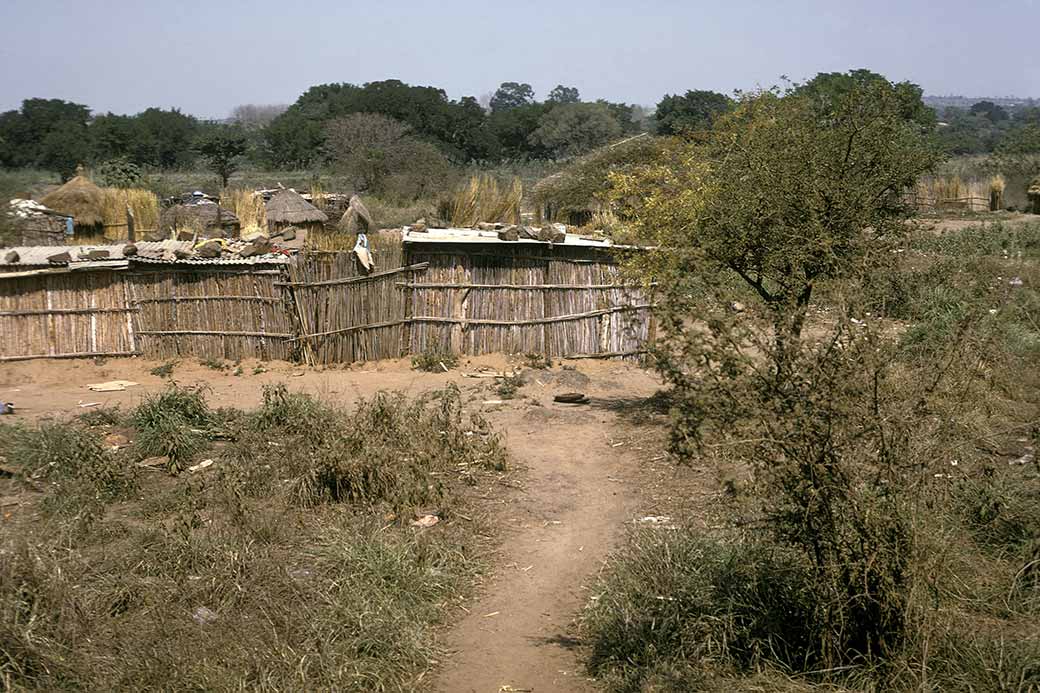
[[2, 0, 1038, 119]]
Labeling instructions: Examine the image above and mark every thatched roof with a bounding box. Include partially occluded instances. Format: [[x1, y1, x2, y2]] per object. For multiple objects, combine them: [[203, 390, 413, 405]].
[[338, 195, 375, 232], [40, 175, 104, 227], [265, 189, 328, 225], [160, 202, 241, 235], [1028, 176, 1040, 196]]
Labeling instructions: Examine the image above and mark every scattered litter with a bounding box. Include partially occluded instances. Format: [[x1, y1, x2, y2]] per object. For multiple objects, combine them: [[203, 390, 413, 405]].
[[483, 611, 500, 618], [610, 441, 625, 448], [522, 565, 533, 572], [1009, 277, 1024, 287], [483, 399, 505, 405], [544, 520, 562, 527], [554, 392, 589, 404], [78, 401, 102, 408], [86, 380, 138, 392], [191, 606, 218, 625], [412, 514, 440, 528], [188, 459, 214, 473], [104, 433, 130, 448], [136, 456, 169, 468], [291, 371, 305, 377], [637, 515, 673, 525], [1, 496, 22, 507], [0, 402, 14, 415], [1011, 452, 1034, 466], [500, 687, 533, 692], [439, 361, 450, 372], [607, 476, 623, 483]]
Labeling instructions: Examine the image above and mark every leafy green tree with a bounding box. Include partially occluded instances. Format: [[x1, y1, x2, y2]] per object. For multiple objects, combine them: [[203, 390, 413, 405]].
[[529, 102, 623, 158], [487, 103, 551, 160], [134, 108, 200, 169], [94, 157, 144, 188], [0, 98, 91, 172], [547, 85, 581, 104], [796, 69, 936, 129], [654, 90, 733, 135], [196, 126, 248, 188], [970, 100, 1009, 123], [489, 82, 536, 113], [613, 80, 941, 667]]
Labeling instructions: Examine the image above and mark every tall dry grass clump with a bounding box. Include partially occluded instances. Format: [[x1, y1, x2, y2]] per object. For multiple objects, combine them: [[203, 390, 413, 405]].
[[441, 174, 522, 227], [221, 188, 267, 236], [100, 188, 160, 239]]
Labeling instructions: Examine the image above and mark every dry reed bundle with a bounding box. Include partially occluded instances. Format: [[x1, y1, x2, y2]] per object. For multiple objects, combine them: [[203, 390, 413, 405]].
[[443, 175, 522, 227], [914, 176, 991, 212], [989, 175, 1006, 211], [310, 181, 327, 211], [101, 188, 160, 239], [221, 189, 267, 236]]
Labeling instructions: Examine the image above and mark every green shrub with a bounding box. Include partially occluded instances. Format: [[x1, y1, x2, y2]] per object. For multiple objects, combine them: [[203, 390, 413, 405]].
[[130, 384, 215, 471], [149, 360, 177, 378], [411, 344, 459, 372], [583, 530, 816, 690]]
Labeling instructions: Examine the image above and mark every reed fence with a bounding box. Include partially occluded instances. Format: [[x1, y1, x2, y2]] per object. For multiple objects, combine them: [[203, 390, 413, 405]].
[[0, 238, 652, 364]]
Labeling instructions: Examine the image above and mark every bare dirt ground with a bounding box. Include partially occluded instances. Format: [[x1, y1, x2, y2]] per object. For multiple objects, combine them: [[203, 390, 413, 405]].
[[0, 354, 709, 693]]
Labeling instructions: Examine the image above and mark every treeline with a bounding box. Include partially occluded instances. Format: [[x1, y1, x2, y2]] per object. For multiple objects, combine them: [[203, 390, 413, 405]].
[[3, 72, 1037, 192], [0, 80, 740, 182], [934, 100, 1040, 155]]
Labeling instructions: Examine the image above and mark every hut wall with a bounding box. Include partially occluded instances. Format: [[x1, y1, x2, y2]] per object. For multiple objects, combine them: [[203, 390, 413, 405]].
[[128, 267, 294, 361], [0, 270, 138, 361], [8, 215, 68, 247], [405, 244, 651, 359]]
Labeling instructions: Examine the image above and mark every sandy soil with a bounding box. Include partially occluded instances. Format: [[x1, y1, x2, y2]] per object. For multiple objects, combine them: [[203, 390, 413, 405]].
[[0, 354, 707, 693]]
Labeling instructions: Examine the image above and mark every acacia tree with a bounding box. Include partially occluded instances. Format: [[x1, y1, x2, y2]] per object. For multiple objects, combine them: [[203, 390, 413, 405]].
[[614, 80, 941, 665]]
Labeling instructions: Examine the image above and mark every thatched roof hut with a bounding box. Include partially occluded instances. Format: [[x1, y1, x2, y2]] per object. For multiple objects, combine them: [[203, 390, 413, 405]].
[[161, 202, 241, 237], [265, 189, 328, 230], [1028, 176, 1040, 214], [40, 174, 105, 228]]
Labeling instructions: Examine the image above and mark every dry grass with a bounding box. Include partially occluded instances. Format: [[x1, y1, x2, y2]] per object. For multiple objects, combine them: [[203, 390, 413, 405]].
[[220, 187, 267, 236], [441, 174, 522, 227], [0, 384, 506, 691], [100, 188, 160, 239]]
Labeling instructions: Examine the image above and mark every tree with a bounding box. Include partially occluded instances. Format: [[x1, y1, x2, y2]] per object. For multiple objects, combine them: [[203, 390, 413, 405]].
[[528, 102, 623, 158], [612, 80, 941, 667], [547, 85, 580, 104], [653, 90, 733, 135], [0, 98, 91, 172], [487, 103, 551, 159], [622, 82, 939, 356], [970, 100, 1009, 123], [489, 82, 535, 113], [796, 69, 936, 129], [196, 126, 248, 188], [323, 113, 453, 199]]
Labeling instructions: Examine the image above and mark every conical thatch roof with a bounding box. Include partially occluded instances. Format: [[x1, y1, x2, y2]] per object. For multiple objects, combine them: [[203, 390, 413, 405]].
[[40, 175, 105, 227], [338, 195, 375, 232], [265, 189, 328, 225]]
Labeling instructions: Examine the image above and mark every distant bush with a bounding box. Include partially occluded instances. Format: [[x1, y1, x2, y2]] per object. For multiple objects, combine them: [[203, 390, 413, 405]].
[[411, 344, 459, 372]]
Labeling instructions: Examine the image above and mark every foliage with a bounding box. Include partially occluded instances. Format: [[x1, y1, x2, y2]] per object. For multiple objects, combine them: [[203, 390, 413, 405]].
[[0, 421, 136, 515], [528, 102, 623, 159], [232, 384, 506, 508], [794, 69, 936, 129], [547, 85, 581, 104], [195, 125, 248, 188], [323, 113, 455, 199], [615, 81, 940, 357], [411, 344, 459, 372], [228, 103, 288, 129], [130, 384, 216, 471], [489, 82, 536, 112], [93, 157, 144, 188], [654, 90, 733, 135]]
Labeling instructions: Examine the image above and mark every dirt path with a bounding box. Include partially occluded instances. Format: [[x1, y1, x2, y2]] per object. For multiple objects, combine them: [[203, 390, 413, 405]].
[[435, 404, 642, 693]]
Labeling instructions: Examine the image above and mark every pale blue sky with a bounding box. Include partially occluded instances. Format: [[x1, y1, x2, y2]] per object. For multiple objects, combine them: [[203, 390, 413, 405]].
[[2, 0, 1038, 118]]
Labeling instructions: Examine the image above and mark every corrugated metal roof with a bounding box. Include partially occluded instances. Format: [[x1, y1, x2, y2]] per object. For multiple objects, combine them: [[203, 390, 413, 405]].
[[401, 226, 623, 249], [0, 239, 292, 267]]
